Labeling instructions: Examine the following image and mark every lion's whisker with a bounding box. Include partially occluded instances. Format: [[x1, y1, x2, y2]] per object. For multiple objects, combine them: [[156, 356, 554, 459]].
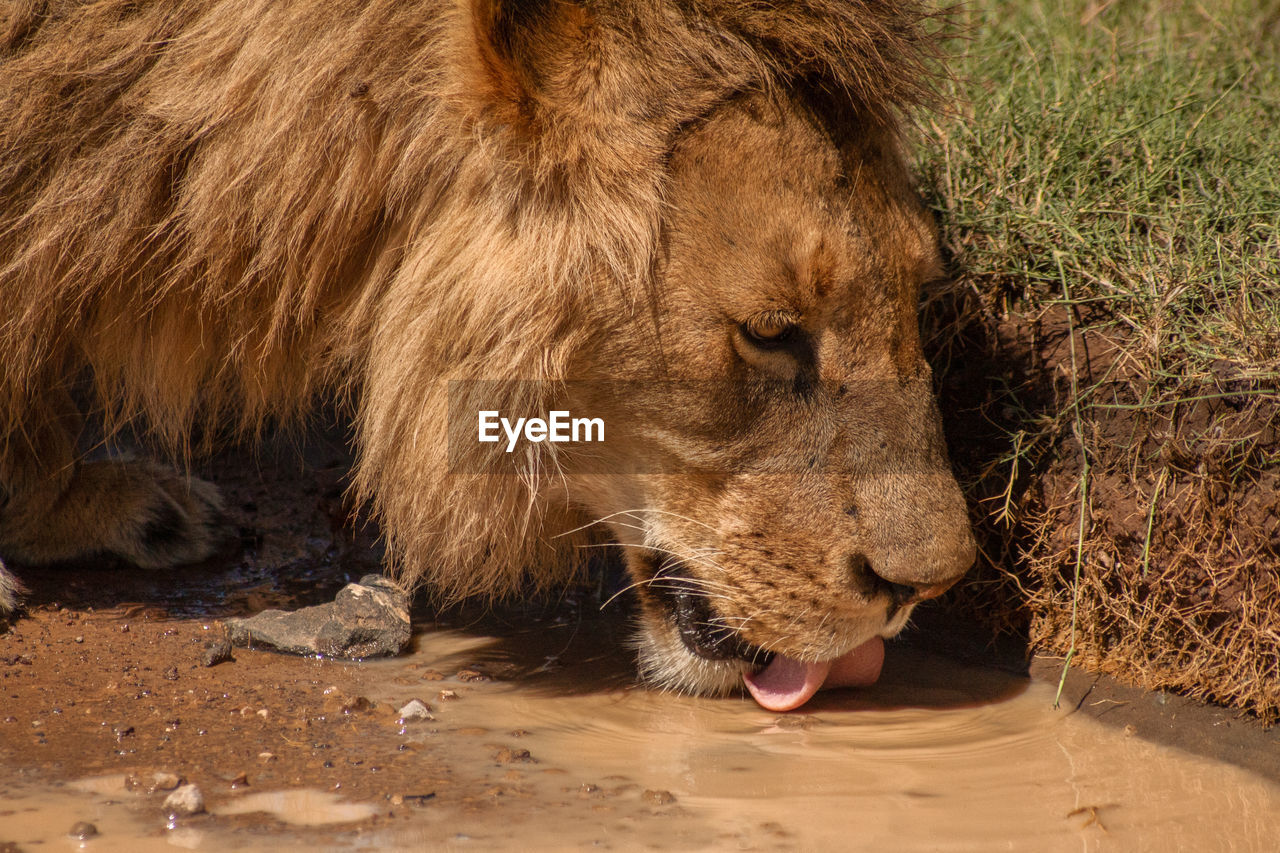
[[553, 507, 716, 539], [573, 541, 735, 589]]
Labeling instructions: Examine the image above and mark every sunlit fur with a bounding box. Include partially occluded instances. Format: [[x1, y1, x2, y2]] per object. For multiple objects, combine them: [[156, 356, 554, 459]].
[[0, 0, 971, 693]]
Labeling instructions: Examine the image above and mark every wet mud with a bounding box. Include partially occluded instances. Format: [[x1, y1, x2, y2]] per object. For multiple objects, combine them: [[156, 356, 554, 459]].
[[3, 435, 1280, 850]]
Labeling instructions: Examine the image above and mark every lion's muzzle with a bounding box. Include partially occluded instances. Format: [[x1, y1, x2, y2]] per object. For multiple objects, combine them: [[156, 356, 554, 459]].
[[646, 557, 774, 665]]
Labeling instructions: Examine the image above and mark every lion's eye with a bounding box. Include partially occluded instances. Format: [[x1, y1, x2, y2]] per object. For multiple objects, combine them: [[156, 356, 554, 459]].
[[740, 317, 799, 349]]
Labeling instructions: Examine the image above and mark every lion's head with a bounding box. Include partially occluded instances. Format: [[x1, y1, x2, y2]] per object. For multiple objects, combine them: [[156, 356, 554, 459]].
[[559, 93, 974, 707], [356, 1, 973, 708]]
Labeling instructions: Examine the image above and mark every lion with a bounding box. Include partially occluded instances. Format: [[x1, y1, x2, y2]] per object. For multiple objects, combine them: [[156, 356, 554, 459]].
[[0, 0, 975, 710]]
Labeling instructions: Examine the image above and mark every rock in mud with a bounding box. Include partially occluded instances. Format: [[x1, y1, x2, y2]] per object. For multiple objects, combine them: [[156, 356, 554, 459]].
[[150, 771, 182, 792], [642, 789, 677, 806], [68, 821, 98, 840], [397, 699, 433, 722], [163, 784, 205, 817], [224, 575, 410, 659], [389, 792, 436, 806], [200, 624, 234, 667], [493, 747, 533, 764]]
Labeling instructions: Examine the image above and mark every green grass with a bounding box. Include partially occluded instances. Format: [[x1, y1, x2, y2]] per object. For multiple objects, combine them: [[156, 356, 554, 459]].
[[921, 0, 1280, 391]]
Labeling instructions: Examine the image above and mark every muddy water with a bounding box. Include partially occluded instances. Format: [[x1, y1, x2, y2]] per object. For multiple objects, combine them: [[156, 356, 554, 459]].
[[5, 614, 1277, 852], [361, 629, 1280, 851]]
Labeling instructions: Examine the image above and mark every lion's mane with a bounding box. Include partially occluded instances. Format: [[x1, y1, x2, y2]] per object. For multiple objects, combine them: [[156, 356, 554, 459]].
[[0, 0, 944, 597]]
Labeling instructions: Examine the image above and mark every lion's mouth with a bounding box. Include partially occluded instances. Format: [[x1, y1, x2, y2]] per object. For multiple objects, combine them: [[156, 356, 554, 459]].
[[645, 557, 775, 666], [636, 550, 888, 711]]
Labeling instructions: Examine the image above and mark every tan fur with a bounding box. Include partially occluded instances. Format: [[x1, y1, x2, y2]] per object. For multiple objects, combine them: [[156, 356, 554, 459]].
[[0, 0, 971, 694]]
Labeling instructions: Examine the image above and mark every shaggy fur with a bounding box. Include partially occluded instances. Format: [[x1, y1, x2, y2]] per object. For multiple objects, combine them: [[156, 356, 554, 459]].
[[0, 0, 971, 694]]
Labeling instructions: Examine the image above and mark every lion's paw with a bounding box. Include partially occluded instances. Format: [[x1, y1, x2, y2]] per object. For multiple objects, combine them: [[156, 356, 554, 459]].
[[111, 463, 226, 569], [0, 459, 226, 571]]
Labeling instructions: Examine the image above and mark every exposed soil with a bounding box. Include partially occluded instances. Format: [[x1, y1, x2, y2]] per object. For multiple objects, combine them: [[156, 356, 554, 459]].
[[3, 605, 442, 836]]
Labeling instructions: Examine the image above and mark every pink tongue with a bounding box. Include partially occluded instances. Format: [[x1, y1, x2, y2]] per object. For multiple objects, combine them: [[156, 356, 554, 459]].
[[742, 637, 885, 712]]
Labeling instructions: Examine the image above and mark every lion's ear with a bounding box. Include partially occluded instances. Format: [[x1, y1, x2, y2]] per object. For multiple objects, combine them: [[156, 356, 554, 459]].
[[466, 0, 597, 129]]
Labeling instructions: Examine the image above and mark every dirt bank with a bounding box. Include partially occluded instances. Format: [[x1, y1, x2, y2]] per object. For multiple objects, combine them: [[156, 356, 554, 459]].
[[928, 299, 1280, 720]]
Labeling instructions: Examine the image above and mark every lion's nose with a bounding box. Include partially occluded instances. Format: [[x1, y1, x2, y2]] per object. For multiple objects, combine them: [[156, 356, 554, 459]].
[[880, 576, 961, 607]]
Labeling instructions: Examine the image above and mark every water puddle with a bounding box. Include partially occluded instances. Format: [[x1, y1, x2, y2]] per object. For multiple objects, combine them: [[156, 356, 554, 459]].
[[213, 790, 380, 826], [356, 628, 1280, 851], [3, 614, 1277, 851]]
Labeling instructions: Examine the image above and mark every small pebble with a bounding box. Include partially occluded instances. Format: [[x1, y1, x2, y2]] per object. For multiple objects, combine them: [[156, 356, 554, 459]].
[[493, 747, 532, 764], [642, 789, 677, 806], [74, 636, 84, 644], [456, 669, 489, 683], [201, 624, 234, 667], [163, 784, 205, 817], [68, 821, 99, 840], [162, 666, 179, 681], [151, 771, 181, 791], [397, 699, 433, 722], [258, 751, 276, 762], [437, 689, 458, 701]]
